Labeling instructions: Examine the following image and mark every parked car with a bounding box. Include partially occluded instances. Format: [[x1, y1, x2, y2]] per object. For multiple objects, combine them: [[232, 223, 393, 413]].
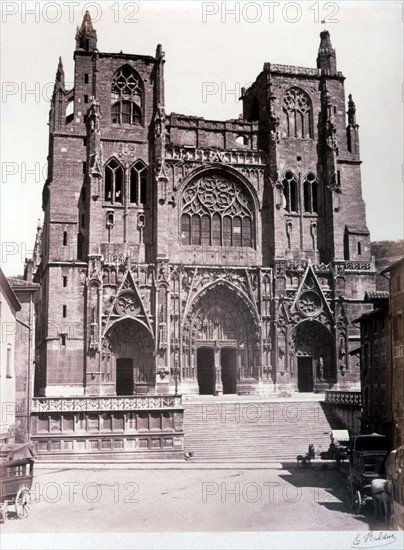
[[385, 445, 404, 530]]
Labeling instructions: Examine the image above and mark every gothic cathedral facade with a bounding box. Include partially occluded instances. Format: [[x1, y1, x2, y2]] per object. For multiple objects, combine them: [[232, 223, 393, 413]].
[[33, 13, 376, 401]]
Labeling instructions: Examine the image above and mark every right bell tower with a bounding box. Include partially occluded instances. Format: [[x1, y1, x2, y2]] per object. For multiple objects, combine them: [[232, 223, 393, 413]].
[[242, 29, 370, 266]]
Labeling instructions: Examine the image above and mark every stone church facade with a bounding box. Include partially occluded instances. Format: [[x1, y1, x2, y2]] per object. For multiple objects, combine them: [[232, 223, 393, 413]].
[[33, 13, 376, 405]]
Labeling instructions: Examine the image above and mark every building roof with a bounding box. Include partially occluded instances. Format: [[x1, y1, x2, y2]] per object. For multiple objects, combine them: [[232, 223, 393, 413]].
[[365, 290, 389, 301], [8, 276, 40, 289], [0, 269, 21, 312], [346, 225, 370, 235], [381, 256, 404, 276]]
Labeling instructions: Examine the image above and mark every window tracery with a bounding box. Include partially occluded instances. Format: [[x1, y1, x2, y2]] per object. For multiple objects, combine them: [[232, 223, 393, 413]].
[[130, 160, 147, 205], [104, 159, 123, 203], [282, 171, 319, 215], [111, 65, 143, 125], [104, 158, 148, 206], [303, 172, 318, 213], [181, 173, 254, 247], [282, 171, 298, 212], [283, 88, 313, 138]]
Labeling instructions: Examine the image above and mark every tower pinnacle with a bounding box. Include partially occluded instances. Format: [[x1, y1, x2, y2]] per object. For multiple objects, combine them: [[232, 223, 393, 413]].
[[55, 57, 65, 86], [316, 30, 337, 73], [75, 11, 97, 52]]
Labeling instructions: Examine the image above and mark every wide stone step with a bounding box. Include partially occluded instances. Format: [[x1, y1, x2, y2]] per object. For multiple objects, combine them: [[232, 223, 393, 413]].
[[182, 399, 338, 460]]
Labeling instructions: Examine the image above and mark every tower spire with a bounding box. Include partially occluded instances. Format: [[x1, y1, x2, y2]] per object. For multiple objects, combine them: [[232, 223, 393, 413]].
[[55, 57, 65, 87], [75, 11, 97, 52], [316, 30, 337, 73]]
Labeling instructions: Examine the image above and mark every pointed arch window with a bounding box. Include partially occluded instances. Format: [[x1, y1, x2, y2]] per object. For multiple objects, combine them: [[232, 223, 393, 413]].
[[283, 88, 313, 139], [181, 214, 191, 245], [181, 172, 255, 248], [250, 96, 260, 122], [130, 161, 148, 205], [111, 65, 143, 126], [104, 159, 123, 204], [282, 171, 298, 212], [303, 172, 318, 214]]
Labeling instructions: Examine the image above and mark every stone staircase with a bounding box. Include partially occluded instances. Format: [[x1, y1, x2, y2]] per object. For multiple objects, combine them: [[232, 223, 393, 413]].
[[183, 396, 345, 462]]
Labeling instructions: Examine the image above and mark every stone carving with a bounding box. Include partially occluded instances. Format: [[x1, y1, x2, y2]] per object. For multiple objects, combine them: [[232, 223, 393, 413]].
[[117, 143, 136, 162], [347, 94, 357, 126], [90, 151, 102, 177], [326, 115, 338, 150], [154, 105, 166, 137], [89, 306, 99, 351], [88, 97, 101, 134]]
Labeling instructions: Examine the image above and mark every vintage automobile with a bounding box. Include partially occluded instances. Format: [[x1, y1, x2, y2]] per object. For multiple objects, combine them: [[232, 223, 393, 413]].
[[346, 433, 389, 515], [320, 429, 350, 463], [0, 442, 35, 522], [385, 445, 404, 530]]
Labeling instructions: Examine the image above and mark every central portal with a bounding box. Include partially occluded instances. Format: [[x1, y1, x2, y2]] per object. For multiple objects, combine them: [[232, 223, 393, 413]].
[[197, 348, 215, 395], [196, 346, 238, 395], [221, 348, 237, 394]]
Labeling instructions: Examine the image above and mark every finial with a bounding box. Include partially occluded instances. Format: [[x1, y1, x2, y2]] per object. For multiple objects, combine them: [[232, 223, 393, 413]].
[[347, 94, 357, 126], [156, 44, 165, 61]]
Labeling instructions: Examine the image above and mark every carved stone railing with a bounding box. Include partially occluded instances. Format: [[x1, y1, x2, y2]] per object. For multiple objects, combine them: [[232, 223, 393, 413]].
[[265, 63, 321, 76], [344, 260, 375, 272], [32, 395, 183, 413], [165, 145, 267, 166], [325, 390, 361, 406], [264, 63, 343, 78]]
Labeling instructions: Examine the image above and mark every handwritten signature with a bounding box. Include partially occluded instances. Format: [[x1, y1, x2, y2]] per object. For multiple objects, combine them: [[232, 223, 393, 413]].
[[352, 532, 397, 549]]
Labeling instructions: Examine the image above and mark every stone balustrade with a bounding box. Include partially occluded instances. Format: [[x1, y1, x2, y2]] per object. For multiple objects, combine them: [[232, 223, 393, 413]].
[[32, 395, 183, 413], [325, 390, 362, 406]]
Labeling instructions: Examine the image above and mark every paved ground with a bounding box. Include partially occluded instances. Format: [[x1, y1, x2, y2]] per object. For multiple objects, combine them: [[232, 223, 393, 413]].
[[0, 463, 391, 533]]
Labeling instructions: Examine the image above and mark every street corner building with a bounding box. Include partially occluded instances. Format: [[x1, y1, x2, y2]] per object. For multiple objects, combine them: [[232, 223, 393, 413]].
[[28, 13, 377, 458]]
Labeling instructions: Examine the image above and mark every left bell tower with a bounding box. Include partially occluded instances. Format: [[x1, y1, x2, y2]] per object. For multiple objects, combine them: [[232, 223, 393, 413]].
[[35, 12, 99, 397]]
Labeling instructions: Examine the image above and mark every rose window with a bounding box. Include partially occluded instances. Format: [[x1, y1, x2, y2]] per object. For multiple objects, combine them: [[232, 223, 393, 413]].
[[115, 291, 141, 317], [297, 291, 322, 317]]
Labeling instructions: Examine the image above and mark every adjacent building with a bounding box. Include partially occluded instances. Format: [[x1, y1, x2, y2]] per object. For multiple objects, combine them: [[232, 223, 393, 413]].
[[8, 272, 39, 441], [357, 291, 392, 439], [356, 257, 404, 448], [382, 258, 404, 448], [0, 269, 21, 443]]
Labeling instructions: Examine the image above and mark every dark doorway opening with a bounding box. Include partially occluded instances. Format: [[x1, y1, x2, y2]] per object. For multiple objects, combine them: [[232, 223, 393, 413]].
[[116, 358, 134, 395], [221, 348, 237, 394], [197, 347, 215, 395], [297, 357, 314, 392]]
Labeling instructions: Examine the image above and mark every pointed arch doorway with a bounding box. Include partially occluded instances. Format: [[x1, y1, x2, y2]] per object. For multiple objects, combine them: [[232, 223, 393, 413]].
[[196, 346, 238, 395], [291, 320, 334, 392], [186, 283, 260, 396], [104, 318, 155, 395]]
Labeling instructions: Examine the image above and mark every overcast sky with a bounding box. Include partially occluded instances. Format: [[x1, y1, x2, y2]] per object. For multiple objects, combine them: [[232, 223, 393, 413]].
[[1, 0, 403, 276]]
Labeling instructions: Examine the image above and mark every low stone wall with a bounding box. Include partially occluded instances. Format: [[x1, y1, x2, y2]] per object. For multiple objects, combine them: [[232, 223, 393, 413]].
[[30, 395, 184, 460]]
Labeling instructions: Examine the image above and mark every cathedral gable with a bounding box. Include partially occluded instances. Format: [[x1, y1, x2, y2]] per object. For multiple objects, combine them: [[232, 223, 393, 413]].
[[290, 262, 333, 322], [103, 269, 152, 335]]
